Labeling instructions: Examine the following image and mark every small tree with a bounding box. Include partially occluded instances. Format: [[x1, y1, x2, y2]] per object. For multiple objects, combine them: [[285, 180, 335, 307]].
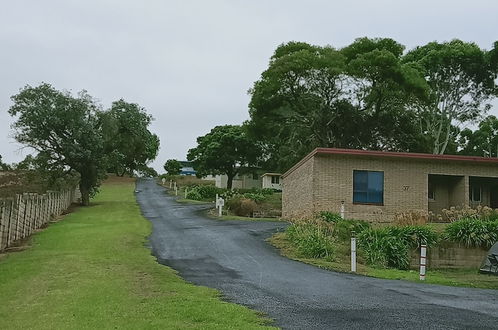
[[163, 159, 181, 175], [187, 125, 261, 189], [9, 83, 107, 206], [459, 116, 498, 157], [0, 155, 11, 171]]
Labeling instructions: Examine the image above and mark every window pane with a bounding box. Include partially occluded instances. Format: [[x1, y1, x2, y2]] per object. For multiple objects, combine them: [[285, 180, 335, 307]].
[[354, 191, 368, 203], [354, 171, 368, 191], [368, 172, 383, 193]]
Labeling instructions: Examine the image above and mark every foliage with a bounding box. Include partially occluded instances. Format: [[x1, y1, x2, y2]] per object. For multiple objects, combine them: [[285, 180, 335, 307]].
[[459, 115, 498, 157], [247, 38, 498, 171], [185, 189, 202, 201], [242, 192, 266, 203], [8, 83, 107, 205], [393, 210, 428, 225], [164, 159, 181, 175], [359, 225, 438, 269], [186, 185, 224, 200], [319, 211, 343, 223], [137, 165, 158, 177], [441, 205, 497, 222], [286, 223, 335, 260], [403, 40, 498, 154], [247, 38, 429, 171], [100, 99, 159, 176], [0, 155, 9, 171], [333, 219, 371, 241], [187, 125, 262, 189], [444, 218, 498, 248], [226, 197, 259, 217]]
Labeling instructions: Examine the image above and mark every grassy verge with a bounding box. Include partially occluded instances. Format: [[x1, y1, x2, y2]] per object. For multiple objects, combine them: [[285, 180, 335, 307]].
[[270, 232, 498, 290], [0, 179, 274, 329]]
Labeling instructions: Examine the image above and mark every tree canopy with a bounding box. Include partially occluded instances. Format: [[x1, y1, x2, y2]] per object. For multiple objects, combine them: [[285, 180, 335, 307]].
[[187, 125, 261, 189], [8, 83, 159, 205], [247, 38, 498, 171], [100, 99, 160, 176], [164, 159, 181, 175]]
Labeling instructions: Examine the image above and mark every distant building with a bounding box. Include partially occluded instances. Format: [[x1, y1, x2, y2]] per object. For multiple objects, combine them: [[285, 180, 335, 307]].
[[261, 173, 282, 190], [215, 172, 262, 189], [179, 161, 196, 176]]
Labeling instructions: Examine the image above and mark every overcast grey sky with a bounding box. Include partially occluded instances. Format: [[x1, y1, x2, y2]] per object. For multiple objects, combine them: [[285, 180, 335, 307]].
[[1, 0, 497, 171]]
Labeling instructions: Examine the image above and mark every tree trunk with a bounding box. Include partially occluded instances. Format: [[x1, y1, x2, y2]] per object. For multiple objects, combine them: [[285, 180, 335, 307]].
[[227, 173, 234, 190], [79, 183, 90, 206]]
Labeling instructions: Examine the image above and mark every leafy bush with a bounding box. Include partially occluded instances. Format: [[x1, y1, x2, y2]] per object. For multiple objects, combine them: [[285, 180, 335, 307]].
[[243, 192, 266, 203], [333, 219, 371, 241], [358, 225, 438, 270], [444, 218, 498, 248], [185, 189, 202, 201], [286, 224, 335, 260], [185, 185, 225, 200], [226, 197, 259, 216], [319, 211, 343, 223]]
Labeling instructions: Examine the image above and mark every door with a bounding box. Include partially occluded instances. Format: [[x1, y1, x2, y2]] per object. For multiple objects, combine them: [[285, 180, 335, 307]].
[[491, 186, 498, 209]]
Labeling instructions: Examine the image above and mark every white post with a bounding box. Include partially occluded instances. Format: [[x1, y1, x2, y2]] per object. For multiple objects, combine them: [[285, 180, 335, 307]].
[[420, 242, 427, 281], [340, 201, 345, 219], [218, 203, 222, 217], [161, 178, 166, 185], [175, 186, 178, 196], [169, 180, 172, 188], [351, 231, 356, 272], [185, 187, 188, 198]]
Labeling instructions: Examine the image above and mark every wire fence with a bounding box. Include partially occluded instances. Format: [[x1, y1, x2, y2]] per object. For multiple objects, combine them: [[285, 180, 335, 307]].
[[0, 188, 80, 252]]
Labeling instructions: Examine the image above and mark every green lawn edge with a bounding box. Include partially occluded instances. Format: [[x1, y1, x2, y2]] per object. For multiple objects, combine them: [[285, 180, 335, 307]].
[[0, 180, 275, 329], [269, 232, 498, 290]]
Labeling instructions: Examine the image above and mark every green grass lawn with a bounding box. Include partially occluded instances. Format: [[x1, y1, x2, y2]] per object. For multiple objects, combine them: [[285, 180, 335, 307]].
[[270, 232, 498, 290], [0, 179, 274, 329]]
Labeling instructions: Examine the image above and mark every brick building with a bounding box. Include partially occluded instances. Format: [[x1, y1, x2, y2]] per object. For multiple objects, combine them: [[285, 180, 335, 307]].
[[282, 148, 498, 222]]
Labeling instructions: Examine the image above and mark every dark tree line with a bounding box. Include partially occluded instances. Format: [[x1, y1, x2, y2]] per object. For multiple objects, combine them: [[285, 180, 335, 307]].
[[246, 38, 498, 171]]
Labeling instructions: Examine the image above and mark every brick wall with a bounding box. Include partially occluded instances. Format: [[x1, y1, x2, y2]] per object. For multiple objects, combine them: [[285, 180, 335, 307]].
[[283, 152, 498, 222], [282, 156, 315, 219]]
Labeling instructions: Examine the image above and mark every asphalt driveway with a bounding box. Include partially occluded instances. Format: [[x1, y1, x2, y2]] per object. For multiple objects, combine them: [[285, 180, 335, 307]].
[[136, 178, 498, 329]]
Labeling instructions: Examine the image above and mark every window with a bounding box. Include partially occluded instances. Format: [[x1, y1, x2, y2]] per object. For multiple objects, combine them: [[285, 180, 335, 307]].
[[271, 175, 280, 184], [353, 170, 384, 205], [428, 184, 435, 200], [471, 185, 481, 202]]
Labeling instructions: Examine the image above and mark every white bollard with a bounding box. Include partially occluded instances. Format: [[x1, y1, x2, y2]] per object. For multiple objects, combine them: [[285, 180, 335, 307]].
[[161, 178, 166, 185], [420, 243, 427, 281], [169, 180, 172, 188], [340, 201, 345, 219], [185, 187, 188, 198], [218, 204, 222, 217], [175, 186, 178, 196], [351, 231, 357, 272]]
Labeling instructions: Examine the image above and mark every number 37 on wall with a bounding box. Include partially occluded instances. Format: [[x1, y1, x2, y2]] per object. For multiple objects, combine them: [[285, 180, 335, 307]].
[[402, 185, 410, 191]]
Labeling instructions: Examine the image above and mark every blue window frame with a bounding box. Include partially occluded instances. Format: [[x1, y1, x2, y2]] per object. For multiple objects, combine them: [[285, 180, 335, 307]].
[[353, 170, 384, 205]]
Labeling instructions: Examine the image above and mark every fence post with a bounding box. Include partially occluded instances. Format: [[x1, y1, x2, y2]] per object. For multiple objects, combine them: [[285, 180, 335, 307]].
[[351, 231, 357, 273], [0, 199, 5, 251], [420, 242, 427, 281]]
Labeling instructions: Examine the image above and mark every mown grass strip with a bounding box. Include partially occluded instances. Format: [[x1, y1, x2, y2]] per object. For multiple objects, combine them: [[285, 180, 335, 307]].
[[0, 180, 274, 329]]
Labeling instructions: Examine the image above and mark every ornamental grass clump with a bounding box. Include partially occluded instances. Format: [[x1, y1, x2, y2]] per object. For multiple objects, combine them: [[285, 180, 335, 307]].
[[286, 223, 335, 260], [444, 218, 498, 248], [358, 225, 438, 270]]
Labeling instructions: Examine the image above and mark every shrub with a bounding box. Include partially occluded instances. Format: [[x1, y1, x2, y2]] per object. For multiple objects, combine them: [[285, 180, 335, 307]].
[[286, 224, 335, 260], [444, 218, 498, 248], [185, 189, 202, 201], [319, 211, 343, 223], [243, 192, 266, 203], [358, 225, 438, 270], [226, 197, 259, 217], [394, 210, 428, 225], [333, 219, 371, 241]]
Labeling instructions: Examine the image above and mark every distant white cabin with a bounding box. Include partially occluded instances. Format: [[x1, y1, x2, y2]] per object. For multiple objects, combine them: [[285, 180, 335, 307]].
[[214, 173, 262, 189], [261, 173, 282, 190]]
